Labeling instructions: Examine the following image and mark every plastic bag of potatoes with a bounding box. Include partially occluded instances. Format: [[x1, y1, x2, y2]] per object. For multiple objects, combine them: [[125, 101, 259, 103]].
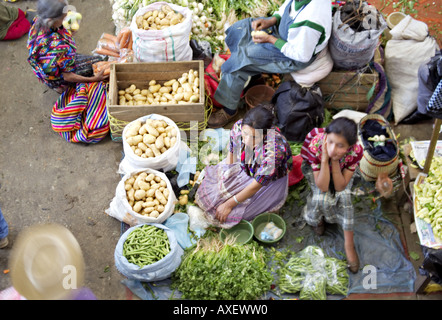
[[106, 168, 177, 226], [119, 114, 182, 175]]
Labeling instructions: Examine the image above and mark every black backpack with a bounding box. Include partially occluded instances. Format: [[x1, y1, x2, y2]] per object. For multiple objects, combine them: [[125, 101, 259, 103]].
[[271, 80, 325, 142]]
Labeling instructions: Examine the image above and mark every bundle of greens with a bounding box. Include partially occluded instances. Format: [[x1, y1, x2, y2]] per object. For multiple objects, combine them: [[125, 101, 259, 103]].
[[277, 246, 349, 300], [171, 235, 273, 300]]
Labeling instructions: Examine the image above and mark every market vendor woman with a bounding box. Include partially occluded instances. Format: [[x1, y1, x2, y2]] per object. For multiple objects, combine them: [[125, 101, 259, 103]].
[[301, 117, 363, 273], [208, 0, 332, 128], [27, 0, 108, 93], [195, 105, 292, 229]]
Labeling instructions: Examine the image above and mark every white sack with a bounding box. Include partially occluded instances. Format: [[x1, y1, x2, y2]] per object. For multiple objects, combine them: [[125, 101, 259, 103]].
[[385, 16, 439, 124], [130, 2, 192, 62]]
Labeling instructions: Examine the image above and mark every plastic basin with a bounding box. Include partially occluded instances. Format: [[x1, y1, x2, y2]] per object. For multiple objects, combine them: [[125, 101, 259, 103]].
[[252, 213, 286, 244], [219, 220, 254, 244]]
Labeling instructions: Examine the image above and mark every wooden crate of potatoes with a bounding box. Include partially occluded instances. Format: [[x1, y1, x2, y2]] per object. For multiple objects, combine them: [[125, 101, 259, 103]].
[[108, 61, 205, 140]]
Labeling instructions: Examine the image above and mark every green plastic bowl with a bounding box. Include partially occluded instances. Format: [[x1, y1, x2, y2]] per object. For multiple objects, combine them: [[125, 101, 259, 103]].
[[219, 220, 254, 244], [252, 213, 286, 244]]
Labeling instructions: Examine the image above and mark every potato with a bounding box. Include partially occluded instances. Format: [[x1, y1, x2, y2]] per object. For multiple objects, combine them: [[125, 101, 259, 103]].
[[126, 135, 143, 146], [189, 95, 199, 103], [143, 133, 156, 145], [134, 148, 143, 157], [145, 125, 159, 137], [179, 194, 188, 206], [150, 210, 160, 218], [127, 188, 135, 201], [134, 189, 146, 201], [145, 148, 154, 158], [133, 201, 143, 213], [126, 84, 136, 94], [155, 135, 165, 149], [161, 4, 173, 14], [142, 207, 155, 215], [146, 188, 155, 197], [138, 180, 150, 191]]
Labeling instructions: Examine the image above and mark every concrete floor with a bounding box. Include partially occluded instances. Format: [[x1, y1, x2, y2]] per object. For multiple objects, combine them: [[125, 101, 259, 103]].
[[0, 0, 441, 301]]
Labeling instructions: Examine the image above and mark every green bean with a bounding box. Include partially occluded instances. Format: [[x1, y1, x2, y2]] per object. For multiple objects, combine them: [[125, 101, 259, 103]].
[[123, 225, 170, 268]]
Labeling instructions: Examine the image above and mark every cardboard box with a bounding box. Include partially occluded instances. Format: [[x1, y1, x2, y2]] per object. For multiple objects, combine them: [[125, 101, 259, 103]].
[[317, 70, 378, 112], [108, 61, 206, 140]]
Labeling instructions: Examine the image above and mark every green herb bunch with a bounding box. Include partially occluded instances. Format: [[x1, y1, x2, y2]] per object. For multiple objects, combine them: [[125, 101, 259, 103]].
[[171, 235, 273, 300]]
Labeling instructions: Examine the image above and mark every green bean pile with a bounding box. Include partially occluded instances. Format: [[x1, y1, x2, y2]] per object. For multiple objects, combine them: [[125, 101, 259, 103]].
[[123, 224, 170, 268], [277, 246, 349, 300], [325, 257, 349, 296]]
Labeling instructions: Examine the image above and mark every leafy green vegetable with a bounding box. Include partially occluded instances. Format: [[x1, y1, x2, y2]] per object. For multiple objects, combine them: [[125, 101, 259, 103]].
[[171, 235, 273, 300]]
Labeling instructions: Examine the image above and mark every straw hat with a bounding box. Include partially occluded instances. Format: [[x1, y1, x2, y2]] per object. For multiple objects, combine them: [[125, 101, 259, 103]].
[[9, 224, 85, 300]]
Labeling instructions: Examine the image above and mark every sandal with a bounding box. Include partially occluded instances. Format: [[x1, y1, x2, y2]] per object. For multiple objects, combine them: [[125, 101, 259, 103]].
[[347, 258, 360, 274], [312, 218, 325, 236]]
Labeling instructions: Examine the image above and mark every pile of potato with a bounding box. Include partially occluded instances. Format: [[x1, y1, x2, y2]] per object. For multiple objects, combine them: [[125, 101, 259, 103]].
[[125, 118, 178, 158], [125, 171, 170, 218], [135, 4, 185, 31], [118, 68, 200, 106]]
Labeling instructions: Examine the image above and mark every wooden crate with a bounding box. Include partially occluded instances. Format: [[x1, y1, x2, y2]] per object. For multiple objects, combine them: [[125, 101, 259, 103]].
[[108, 61, 206, 140], [317, 70, 378, 112]]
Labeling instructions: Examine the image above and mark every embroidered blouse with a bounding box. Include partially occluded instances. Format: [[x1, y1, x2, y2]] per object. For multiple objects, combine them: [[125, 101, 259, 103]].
[[27, 20, 77, 88], [301, 128, 363, 172], [229, 119, 292, 186]]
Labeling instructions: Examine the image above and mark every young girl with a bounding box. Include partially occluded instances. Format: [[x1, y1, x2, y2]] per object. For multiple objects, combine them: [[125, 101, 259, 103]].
[[300, 117, 363, 273]]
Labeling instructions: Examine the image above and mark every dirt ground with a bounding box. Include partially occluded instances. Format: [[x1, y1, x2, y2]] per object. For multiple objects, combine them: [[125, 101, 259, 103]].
[[0, 0, 441, 301], [0, 0, 127, 300]]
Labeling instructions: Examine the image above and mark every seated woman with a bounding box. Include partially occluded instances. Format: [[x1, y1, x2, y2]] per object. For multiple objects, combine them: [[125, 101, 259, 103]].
[[195, 104, 292, 229], [300, 117, 363, 273], [27, 0, 110, 143], [27, 0, 108, 93], [207, 0, 332, 128], [0, 3, 32, 41]]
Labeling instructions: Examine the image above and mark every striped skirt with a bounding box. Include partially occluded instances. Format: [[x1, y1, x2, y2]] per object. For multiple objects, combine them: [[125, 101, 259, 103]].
[[195, 160, 288, 229], [51, 82, 109, 143]]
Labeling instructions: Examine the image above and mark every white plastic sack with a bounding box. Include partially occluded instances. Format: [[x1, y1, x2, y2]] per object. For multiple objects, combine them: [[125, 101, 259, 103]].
[[385, 16, 439, 124], [119, 114, 182, 175], [389, 15, 428, 41], [105, 168, 177, 226], [114, 223, 184, 282], [329, 7, 387, 70], [130, 2, 192, 62], [291, 47, 334, 87], [333, 109, 367, 124]]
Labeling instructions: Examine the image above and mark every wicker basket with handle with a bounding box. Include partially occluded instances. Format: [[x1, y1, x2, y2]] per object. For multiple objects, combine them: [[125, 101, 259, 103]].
[[358, 114, 400, 182]]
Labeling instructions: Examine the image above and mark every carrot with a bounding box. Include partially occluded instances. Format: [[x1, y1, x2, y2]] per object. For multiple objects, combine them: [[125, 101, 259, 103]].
[[116, 30, 124, 46], [103, 68, 111, 76], [119, 30, 131, 49], [94, 47, 120, 58], [102, 33, 118, 43], [98, 39, 120, 54], [127, 33, 133, 50], [93, 61, 109, 67]]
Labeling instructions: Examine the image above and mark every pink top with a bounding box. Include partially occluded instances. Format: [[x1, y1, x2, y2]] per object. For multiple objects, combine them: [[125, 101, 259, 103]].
[[301, 128, 363, 172]]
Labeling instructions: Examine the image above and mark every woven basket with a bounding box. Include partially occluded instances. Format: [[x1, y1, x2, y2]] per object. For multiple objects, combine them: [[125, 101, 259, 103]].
[[358, 114, 399, 182]]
